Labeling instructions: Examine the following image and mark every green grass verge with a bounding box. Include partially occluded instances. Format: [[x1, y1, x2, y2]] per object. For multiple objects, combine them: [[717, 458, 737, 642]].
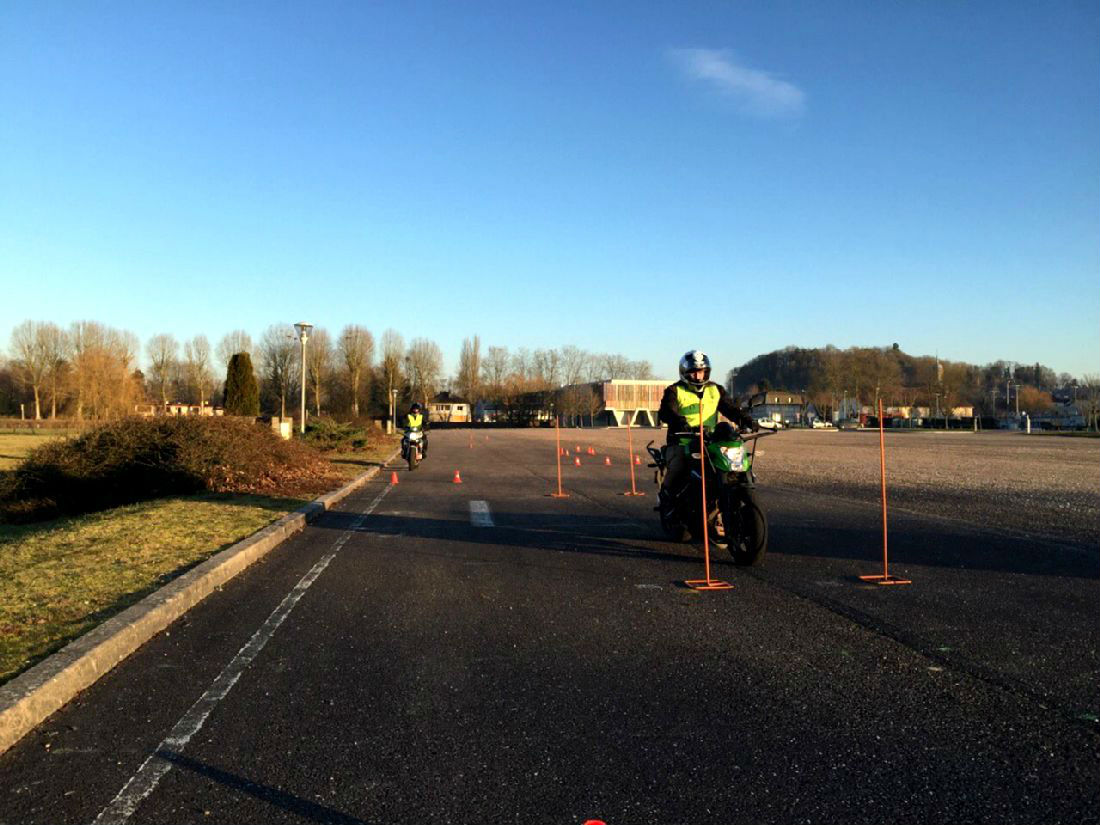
[[0, 493, 306, 684], [0, 431, 400, 685]]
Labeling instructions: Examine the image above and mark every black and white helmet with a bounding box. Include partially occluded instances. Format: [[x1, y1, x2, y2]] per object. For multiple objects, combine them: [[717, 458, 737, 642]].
[[678, 350, 711, 390]]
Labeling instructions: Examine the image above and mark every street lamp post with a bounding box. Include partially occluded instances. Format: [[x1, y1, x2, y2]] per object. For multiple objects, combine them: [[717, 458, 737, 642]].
[[294, 322, 312, 434], [390, 388, 399, 435]]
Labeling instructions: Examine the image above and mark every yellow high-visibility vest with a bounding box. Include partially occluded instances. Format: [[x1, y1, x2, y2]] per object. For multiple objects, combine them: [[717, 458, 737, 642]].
[[407, 412, 423, 428], [675, 383, 720, 430]]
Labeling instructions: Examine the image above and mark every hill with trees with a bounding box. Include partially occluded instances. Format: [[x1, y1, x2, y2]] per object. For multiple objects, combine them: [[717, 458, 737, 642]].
[[726, 343, 1090, 418]]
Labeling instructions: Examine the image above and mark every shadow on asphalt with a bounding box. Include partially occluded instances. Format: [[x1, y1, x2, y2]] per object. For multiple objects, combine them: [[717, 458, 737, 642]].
[[315, 501, 1100, 581], [157, 750, 370, 825], [766, 520, 1099, 580], [315, 508, 719, 570]]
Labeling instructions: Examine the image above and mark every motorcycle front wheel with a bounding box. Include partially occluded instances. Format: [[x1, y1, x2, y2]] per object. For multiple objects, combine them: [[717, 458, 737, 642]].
[[659, 506, 690, 542], [408, 449, 419, 471], [724, 488, 768, 566]]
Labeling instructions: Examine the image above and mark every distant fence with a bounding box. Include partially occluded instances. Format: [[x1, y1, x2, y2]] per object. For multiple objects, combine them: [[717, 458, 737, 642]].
[[0, 418, 91, 433]]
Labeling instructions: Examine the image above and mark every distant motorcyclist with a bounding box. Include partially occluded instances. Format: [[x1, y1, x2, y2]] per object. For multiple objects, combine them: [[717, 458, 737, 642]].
[[657, 350, 755, 508], [403, 402, 428, 457]]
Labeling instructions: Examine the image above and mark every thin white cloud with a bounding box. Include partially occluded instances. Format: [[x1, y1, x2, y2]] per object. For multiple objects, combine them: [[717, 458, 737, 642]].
[[669, 48, 805, 118]]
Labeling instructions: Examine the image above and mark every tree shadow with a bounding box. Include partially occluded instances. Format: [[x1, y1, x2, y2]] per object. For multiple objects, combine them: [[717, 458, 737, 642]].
[[765, 519, 1099, 579], [315, 507, 750, 574], [157, 749, 372, 824], [314, 501, 1099, 580]]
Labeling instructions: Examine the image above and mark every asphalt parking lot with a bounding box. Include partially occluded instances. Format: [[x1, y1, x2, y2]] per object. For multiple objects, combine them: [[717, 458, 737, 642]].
[[1, 428, 1096, 823]]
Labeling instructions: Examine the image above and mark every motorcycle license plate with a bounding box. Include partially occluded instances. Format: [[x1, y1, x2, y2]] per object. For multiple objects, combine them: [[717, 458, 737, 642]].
[[725, 446, 744, 468]]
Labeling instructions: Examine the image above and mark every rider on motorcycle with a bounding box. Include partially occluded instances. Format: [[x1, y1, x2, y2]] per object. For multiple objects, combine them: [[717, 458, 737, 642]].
[[403, 402, 428, 457], [657, 350, 756, 508]]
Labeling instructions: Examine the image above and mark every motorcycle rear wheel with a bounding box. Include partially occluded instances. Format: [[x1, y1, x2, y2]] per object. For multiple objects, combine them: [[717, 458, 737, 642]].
[[725, 489, 767, 566]]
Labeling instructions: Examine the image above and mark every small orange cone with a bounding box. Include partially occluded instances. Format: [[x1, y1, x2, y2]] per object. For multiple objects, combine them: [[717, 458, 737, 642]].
[[587, 446, 596, 456], [574, 456, 581, 467], [390, 471, 399, 484], [575, 445, 581, 453], [452, 469, 463, 484], [634, 454, 642, 465], [604, 456, 611, 466]]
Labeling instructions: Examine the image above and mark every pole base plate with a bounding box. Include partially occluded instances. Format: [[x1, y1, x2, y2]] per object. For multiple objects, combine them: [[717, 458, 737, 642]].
[[859, 574, 912, 586], [684, 579, 734, 591]]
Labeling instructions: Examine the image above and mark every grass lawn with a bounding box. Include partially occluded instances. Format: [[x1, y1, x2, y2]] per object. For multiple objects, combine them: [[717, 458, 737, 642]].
[[0, 432, 72, 471], [0, 432, 400, 685]]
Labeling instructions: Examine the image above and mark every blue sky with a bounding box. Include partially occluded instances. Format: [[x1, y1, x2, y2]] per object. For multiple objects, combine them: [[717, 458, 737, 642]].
[[2, 1, 1097, 379]]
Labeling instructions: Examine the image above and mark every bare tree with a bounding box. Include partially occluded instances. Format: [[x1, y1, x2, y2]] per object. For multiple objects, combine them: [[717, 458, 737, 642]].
[[380, 328, 405, 410], [183, 335, 214, 407], [40, 323, 68, 418], [629, 359, 654, 380], [1080, 374, 1100, 431], [533, 348, 562, 389], [481, 346, 510, 392], [456, 335, 481, 402], [66, 322, 143, 420], [216, 330, 253, 371], [559, 345, 590, 387], [9, 321, 56, 419], [599, 353, 632, 380], [260, 324, 296, 418], [305, 327, 333, 416], [510, 348, 534, 385], [147, 334, 179, 406], [337, 324, 374, 417], [405, 338, 443, 407]]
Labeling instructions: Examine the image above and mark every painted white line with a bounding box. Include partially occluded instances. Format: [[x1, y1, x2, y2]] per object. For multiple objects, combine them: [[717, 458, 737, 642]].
[[93, 482, 394, 825], [469, 500, 494, 528]]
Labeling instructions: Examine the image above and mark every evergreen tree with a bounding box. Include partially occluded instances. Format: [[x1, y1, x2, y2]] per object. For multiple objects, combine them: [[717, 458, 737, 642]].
[[224, 352, 260, 416]]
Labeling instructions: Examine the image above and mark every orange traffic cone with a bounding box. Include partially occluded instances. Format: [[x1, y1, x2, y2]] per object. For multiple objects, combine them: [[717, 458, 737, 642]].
[[574, 456, 581, 467], [452, 470, 463, 484], [575, 445, 581, 453], [587, 446, 596, 456], [604, 456, 611, 466], [390, 471, 399, 484], [634, 454, 642, 465]]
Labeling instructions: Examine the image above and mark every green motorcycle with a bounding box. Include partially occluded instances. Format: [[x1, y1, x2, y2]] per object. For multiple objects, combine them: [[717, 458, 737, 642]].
[[647, 421, 774, 566]]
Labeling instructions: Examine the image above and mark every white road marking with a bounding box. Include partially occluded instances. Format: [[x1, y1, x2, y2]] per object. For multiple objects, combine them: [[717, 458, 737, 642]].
[[469, 500, 494, 527], [93, 481, 394, 825]]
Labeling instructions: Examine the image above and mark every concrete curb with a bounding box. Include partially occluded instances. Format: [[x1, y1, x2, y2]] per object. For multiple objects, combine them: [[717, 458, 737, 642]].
[[0, 452, 398, 756]]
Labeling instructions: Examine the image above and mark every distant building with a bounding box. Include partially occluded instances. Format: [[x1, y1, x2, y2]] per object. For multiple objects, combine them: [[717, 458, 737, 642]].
[[747, 390, 809, 426], [428, 392, 471, 423], [557, 379, 673, 427], [135, 402, 223, 417]]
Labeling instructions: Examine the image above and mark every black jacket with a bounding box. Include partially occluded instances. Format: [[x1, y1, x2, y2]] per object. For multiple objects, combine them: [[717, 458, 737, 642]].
[[658, 381, 753, 444]]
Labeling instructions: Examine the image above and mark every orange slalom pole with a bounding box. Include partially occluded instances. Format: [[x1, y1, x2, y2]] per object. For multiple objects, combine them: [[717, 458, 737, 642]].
[[623, 415, 645, 496], [550, 415, 569, 498], [685, 414, 731, 590], [699, 416, 711, 580], [859, 399, 910, 585]]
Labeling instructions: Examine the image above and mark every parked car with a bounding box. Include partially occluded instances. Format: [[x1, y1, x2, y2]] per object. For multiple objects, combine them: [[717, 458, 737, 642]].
[[811, 419, 833, 428]]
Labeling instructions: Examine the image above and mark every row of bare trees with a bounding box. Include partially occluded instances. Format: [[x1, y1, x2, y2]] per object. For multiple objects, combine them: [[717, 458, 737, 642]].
[[3, 319, 654, 421], [456, 340, 653, 421], [6, 320, 144, 420]]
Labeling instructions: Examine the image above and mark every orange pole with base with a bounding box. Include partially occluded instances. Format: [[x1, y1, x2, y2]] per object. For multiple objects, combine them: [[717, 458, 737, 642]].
[[623, 414, 645, 496], [859, 399, 911, 586], [685, 414, 731, 590], [549, 415, 569, 498]]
